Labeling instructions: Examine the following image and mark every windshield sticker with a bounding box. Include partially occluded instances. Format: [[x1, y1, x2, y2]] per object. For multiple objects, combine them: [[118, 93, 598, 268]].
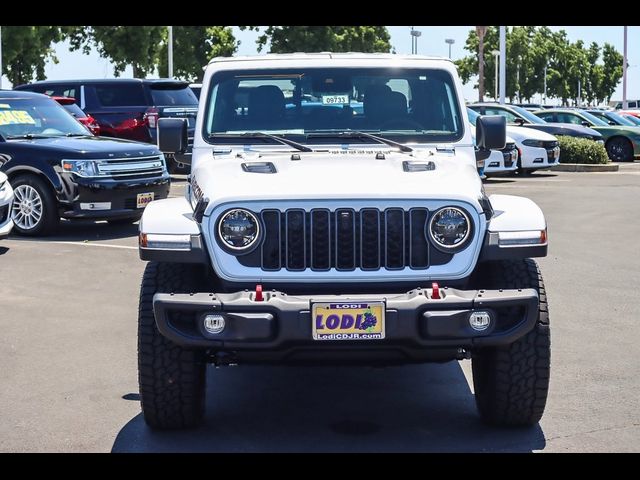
[[0, 110, 36, 126], [0, 104, 10, 109], [321, 94, 350, 105]]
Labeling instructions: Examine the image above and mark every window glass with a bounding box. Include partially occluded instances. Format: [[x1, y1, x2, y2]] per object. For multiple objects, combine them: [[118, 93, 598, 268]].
[[150, 86, 198, 106], [95, 84, 146, 106]]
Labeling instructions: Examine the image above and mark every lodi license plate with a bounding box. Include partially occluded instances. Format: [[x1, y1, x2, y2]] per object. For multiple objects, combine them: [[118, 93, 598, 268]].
[[136, 192, 154, 208], [312, 301, 386, 341]]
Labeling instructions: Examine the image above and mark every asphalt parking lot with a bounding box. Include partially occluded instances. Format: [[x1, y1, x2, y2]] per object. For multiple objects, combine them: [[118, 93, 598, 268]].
[[1, 164, 639, 452]]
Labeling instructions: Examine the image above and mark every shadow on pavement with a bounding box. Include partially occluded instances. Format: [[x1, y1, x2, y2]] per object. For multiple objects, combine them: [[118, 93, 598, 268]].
[[8, 219, 139, 243], [112, 362, 546, 452], [0, 246, 9, 255], [484, 178, 516, 184]]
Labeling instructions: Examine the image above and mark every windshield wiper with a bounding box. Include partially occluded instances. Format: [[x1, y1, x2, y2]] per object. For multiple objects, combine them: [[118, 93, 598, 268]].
[[209, 132, 313, 152], [307, 130, 413, 153], [6, 134, 53, 140], [65, 133, 88, 137]]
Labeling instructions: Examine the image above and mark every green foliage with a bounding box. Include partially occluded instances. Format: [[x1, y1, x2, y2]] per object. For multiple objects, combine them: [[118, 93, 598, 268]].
[[66, 26, 165, 77], [157, 26, 237, 81], [253, 26, 391, 54], [557, 135, 609, 164], [456, 26, 623, 105], [1, 26, 65, 86]]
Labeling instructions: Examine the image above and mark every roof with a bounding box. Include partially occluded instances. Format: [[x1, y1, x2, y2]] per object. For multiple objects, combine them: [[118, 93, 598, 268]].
[[0, 90, 50, 99], [208, 52, 453, 65], [14, 78, 189, 88]]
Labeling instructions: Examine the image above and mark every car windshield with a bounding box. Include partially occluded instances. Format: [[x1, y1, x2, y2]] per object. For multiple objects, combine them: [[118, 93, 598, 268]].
[[0, 97, 89, 138], [203, 67, 464, 145], [509, 105, 547, 124], [62, 102, 87, 118], [604, 111, 637, 126], [621, 114, 640, 125], [579, 110, 609, 126], [467, 107, 479, 126]]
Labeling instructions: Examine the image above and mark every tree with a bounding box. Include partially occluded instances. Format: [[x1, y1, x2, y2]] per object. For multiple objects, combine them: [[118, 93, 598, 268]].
[[67, 26, 165, 77], [600, 43, 623, 104], [252, 26, 391, 54], [157, 26, 237, 81], [1, 26, 65, 86]]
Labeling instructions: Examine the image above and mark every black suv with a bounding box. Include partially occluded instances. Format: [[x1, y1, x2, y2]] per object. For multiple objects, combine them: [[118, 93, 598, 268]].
[[0, 90, 170, 235], [14, 79, 197, 173]]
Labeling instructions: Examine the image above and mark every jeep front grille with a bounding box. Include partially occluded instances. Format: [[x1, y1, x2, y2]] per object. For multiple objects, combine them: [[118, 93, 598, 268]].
[[251, 208, 449, 272]]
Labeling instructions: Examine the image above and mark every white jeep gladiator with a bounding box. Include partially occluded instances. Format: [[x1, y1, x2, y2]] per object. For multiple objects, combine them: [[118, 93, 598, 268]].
[[138, 53, 550, 430]]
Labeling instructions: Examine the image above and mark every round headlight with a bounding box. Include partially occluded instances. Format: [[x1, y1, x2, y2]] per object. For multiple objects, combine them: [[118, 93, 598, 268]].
[[217, 209, 261, 252], [428, 207, 472, 250]]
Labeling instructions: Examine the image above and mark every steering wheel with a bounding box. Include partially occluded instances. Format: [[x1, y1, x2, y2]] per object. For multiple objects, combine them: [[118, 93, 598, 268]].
[[379, 118, 424, 131]]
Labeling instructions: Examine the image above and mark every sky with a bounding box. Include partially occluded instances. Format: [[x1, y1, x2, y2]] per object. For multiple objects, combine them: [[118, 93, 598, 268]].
[[1, 26, 637, 103]]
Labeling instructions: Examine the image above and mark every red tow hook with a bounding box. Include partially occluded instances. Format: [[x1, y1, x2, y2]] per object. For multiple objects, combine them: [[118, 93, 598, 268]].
[[254, 284, 264, 302], [431, 282, 441, 299]]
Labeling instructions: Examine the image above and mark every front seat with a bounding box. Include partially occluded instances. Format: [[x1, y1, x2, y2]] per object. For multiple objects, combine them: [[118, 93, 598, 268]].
[[247, 85, 286, 128]]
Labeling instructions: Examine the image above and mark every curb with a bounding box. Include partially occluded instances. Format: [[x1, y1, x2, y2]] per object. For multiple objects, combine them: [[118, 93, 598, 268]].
[[551, 163, 619, 172]]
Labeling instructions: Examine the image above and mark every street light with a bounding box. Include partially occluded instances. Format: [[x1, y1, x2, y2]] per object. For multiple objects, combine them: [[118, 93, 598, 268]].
[[0, 26, 3, 89], [168, 26, 174, 79], [445, 38, 455, 59], [491, 50, 499, 100], [623, 26, 628, 109], [410, 27, 422, 55]]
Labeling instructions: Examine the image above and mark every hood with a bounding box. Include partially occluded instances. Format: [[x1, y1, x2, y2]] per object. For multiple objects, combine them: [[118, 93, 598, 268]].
[[592, 125, 640, 136], [506, 125, 557, 142], [522, 123, 601, 139], [7, 135, 161, 158], [193, 149, 484, 211]]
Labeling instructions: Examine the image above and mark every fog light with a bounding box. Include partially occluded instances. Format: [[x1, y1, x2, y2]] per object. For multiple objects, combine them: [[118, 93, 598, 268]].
[[469, 311, 491, 331], [203, 314, 225, 334]]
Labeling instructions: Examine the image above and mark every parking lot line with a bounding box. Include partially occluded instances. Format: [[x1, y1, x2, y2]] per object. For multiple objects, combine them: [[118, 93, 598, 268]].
[[4, 239, 138, 250]]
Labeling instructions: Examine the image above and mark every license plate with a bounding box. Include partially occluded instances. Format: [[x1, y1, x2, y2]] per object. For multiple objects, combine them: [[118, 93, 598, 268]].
[[312, 301, 385, 341], [136, 192, 154, 208]]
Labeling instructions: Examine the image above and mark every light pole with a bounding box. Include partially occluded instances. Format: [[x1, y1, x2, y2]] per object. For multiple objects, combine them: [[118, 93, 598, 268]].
[[543, 64, 547, 104], [168, 26, 174, 79], [499, 26, 506, 104], [492, 50, 499, 100], [410, 27, 422, 54], [0, 26, 3, 90], [445, 38, 455, 59], [623, 26, 628, 109]]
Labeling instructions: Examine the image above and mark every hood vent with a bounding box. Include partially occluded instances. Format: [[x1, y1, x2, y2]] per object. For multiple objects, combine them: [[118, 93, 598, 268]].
[[402, 161, 435, 172], [241, 162, 277, 174]]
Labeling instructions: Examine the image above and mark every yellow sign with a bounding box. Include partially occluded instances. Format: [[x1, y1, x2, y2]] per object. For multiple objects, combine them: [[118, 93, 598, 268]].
[[0, 110, 36, 126], [312, 301, 386, 340]]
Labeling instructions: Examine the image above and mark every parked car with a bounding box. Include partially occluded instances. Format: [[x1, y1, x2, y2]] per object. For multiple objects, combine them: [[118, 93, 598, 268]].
[[468, 106, 558, 174], [52, 96, 100, 135], [0, 90, 170, 235], [14, 79, 198, 173], [138, 53, 551, 430], [618, 113, 640, 126], [617, 109, 640, 119], [469, 103, 603, 143], [467, 108, 517, 176], [189, 83, 202, 100], [585, 109, 640, 128], [0, 171, 14, 239], [534, 108, 640, 161], [613, 100, 640, 109]]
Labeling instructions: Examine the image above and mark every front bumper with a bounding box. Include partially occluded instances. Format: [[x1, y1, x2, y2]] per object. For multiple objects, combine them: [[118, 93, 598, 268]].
[[153, 286, 539, 363], [60, 174, 170, 219], [0, 184, 14, 238]]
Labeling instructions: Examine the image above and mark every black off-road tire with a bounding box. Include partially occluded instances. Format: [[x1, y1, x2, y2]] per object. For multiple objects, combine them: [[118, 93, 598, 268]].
[[10, 174, 60, 236], [471, 259, 550, 427], [138, 262, 206, 429], [107, 213, 142, 225]]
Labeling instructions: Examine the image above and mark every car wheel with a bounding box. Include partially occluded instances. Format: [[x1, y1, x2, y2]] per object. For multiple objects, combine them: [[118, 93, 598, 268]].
[[606, 137, 634, 162], [10, 175, 59, 236], [471, 259, 551, 426], [138, 262, 207, 429]]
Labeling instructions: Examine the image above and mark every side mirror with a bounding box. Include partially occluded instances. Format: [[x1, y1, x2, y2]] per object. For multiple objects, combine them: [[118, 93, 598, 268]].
[[514, 117, 525, 126], [581, 120, 591, 127], [157, 117, 188, 155], [476, 115, 506, 151]]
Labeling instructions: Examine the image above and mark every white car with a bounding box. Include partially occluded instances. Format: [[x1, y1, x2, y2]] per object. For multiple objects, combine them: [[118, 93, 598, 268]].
[[506, 125, 560, 174], [468, 108, 517, 177], [0, 171, 14, 239], [138, 54, 551, 430]]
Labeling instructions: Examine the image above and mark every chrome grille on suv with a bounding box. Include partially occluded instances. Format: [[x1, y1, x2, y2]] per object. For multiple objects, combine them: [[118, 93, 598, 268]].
[[96, 155, 165, 178], [253, 208, 445, 272]]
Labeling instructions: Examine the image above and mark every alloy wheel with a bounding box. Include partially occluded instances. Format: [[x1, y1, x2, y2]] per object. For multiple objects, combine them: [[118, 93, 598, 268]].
[[12, 184, 43, 231]]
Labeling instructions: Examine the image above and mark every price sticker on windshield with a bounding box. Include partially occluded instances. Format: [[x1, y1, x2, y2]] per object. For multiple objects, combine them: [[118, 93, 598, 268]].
[[0, 110, 36, 126], [322, 94, 350, 105]]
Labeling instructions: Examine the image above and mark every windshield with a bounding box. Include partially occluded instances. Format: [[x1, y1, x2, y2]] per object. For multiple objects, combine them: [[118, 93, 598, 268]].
[[62, 103, 87, 118], [150, 86, 198, 106], [620, 113, 640, 125], [203, 67, 464, 145], [603, 111, 637, 126], [509, 105, 547, 124], [467, 107, 479, 126], [579, 110, 609, 126], [0, 97, 89, 138]]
